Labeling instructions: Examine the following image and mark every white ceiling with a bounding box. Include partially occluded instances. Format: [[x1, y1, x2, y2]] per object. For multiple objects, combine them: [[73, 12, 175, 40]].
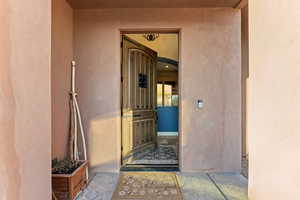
[[68, 0, 241, 9], [157, 62, 178, 72]]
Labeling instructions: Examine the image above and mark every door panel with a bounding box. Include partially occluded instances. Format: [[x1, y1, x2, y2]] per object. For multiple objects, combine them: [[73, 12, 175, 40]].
[[121, 35, 157, 165]]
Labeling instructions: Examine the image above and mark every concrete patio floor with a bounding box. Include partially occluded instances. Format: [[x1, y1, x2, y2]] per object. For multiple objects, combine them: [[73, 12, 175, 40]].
[[77, 172, 248, 200]]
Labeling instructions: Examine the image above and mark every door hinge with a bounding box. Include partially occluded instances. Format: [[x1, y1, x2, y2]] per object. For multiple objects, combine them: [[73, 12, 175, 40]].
[[120, 41, 123, 48], [121, 76, 124, 83]]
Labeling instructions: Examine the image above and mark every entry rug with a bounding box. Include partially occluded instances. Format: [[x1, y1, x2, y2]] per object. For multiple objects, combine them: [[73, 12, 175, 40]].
[[111, 172, 183, 200]]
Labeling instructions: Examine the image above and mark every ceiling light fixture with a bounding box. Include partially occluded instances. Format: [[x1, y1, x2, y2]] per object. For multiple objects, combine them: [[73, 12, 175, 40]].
[[143, 33, 159, 41]]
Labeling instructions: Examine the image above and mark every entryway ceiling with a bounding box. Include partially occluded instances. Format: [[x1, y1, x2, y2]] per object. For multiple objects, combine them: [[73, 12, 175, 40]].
[[67, 0, 242, 9]]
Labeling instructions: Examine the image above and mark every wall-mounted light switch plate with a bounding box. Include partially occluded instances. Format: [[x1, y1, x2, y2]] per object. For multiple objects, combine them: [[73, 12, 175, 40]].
[[197, 99, 204, 108]]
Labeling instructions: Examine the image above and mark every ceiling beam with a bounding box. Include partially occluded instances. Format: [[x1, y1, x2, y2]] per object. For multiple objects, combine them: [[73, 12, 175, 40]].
[[234, 0, 248, 9]]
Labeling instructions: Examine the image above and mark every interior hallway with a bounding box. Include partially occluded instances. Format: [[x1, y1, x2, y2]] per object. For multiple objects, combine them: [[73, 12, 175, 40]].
[[77, 172, 248, 200]]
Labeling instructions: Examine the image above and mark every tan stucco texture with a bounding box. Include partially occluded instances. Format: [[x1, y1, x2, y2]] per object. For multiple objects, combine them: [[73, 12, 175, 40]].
[[0, 0, 52, 199], [51, 0, 74, 159], [248, 0, 300, 199], [73, 8, 242, 173]]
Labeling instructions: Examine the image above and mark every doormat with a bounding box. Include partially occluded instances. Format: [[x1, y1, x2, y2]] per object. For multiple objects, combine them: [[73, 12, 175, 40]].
[[111, 172, 183, 200]]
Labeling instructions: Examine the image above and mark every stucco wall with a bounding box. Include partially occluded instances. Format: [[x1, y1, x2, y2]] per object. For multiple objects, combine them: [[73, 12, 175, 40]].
[[51, 0, 74, 159], [248, 1, 300, 199], [0, 0, 51, 199], [74, 8, 241, 172]]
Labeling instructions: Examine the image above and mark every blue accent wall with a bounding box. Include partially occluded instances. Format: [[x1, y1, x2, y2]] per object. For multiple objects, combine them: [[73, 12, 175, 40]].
[[157, 106, 178, 132]]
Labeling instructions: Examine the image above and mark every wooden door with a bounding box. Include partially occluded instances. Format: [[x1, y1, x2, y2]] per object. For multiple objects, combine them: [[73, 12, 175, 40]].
[[121, 35, 157, 165]]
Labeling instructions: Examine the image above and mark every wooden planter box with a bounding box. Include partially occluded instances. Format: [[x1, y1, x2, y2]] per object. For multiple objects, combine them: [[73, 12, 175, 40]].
[[52, 161, 88, 200]]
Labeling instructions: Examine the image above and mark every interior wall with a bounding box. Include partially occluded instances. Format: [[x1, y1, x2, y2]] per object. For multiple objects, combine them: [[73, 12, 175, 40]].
[[0, 0, 51, 199], [74, 8, 241, 172], [248, 0, 300, 199], [51, 0, 74, 159], [125, 34, 179, 61]]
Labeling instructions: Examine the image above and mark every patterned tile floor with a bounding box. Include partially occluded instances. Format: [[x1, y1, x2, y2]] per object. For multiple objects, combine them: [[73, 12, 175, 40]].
[[77, 172, 248, 200], [131, 145, 178, 165]]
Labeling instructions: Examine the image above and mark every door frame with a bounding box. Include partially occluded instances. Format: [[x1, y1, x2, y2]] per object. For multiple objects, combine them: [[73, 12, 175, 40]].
[[119, 29, 182, 170]]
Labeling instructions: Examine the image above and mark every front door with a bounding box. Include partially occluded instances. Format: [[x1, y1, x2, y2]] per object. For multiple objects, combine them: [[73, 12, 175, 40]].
[[121, 35, 158, 165]]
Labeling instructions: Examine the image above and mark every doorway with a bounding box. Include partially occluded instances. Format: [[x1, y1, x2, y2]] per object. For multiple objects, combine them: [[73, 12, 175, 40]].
[[120, 32, 180, 169]]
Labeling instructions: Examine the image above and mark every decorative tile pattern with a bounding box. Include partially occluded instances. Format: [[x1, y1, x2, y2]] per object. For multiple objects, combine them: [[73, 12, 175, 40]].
[[131, 145, 178, 164]]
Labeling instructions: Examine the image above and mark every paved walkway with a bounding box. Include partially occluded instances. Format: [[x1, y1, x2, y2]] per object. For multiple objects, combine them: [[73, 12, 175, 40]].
[[77, 172, 248, 200]]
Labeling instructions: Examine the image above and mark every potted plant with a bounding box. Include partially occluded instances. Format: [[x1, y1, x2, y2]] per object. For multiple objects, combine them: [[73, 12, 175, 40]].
[[52, 159, 88, 200]]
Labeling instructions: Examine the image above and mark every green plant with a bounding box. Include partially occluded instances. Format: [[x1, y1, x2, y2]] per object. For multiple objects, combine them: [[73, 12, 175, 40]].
[[52, 158, 82, 174]]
